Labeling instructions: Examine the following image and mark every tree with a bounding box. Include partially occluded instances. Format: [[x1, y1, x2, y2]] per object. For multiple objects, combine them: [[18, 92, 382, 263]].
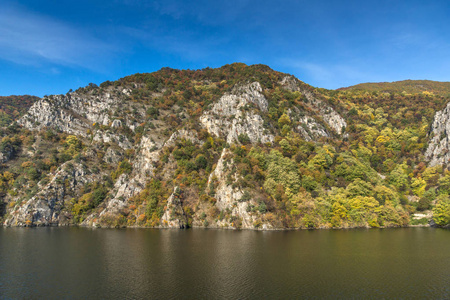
[[389, 164, 409, 191], [92, 187, 107, 207], [195, 154, 207, 170], [346, 178, 374, 198], [278, 113, 291, 128], [432, 195, 450, 226], [263, 150, 300, 199], [438, 173, 450, 194], [238, 133, 251, 144], [417, 188, 435, 211], [279, 139, 291, 153], [302, 175, 318, 192], [373, 185, 398, 205], [63, 135, 82, 158], [411, 177, 426, 197]]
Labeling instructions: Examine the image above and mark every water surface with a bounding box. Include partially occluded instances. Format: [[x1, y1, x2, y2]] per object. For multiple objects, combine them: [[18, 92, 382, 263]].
[[0, 227, 449, 299]]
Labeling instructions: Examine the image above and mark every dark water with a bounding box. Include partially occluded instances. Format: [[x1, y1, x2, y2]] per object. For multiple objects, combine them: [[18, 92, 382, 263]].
[[0, 227, 449, 299]]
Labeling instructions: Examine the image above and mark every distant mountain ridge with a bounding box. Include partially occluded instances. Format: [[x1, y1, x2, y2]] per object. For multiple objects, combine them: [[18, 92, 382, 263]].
[[339, 79, 450, 96]]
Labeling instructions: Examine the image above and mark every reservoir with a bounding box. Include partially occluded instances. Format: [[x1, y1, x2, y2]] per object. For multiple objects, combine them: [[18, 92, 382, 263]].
[[0, 227, 449, 299]]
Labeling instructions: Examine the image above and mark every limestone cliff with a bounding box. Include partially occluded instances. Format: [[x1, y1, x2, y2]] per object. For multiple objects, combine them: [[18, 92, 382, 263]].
[[425, 101, 450, 166], [5, 162, 102, 226], [199, 82, 274, 144], [18, 88, 141, 149], [280, 76, 347, 136], [4, 64, 443, 229]]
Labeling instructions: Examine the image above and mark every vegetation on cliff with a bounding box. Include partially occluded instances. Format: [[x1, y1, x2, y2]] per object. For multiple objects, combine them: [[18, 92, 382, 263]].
[[1, 64, 449, 228]]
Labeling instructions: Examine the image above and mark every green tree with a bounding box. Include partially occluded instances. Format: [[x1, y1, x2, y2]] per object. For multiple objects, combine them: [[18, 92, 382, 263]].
[[432, 195, 450, 226], [346, 179, 374, 198], [263, 150, 300, 199], [389, 164, 409, 191], [195, 154, 207, 170], [238, 133, 251, 144], [278, 113, 291, 128], [417, 188, 435, 211]]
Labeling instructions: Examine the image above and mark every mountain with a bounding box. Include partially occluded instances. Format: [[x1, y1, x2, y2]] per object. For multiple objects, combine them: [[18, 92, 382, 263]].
[[1, 63, 449, 229], [340, 79, 450, 96]]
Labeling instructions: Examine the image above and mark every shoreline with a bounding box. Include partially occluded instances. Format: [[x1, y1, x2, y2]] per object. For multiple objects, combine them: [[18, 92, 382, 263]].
[[1, 223, 437, 230]]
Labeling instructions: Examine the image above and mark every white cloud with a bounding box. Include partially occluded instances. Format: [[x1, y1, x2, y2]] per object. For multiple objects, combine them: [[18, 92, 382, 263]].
[[0, 4, 116, 69]]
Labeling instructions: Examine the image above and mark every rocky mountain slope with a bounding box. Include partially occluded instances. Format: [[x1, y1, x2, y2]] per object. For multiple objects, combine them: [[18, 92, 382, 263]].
[[1, 64, 449, 228]]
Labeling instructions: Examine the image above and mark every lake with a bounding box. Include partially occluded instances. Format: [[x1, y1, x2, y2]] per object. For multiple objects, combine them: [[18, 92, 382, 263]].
[[0, 227, 449, 299]]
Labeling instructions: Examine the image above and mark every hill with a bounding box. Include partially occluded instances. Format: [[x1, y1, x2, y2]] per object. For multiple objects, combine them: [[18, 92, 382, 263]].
[[1, 63, 449, 229], [339, 79, 450, 96]]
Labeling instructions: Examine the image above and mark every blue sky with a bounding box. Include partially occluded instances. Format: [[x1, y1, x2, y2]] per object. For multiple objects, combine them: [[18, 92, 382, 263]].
[[1, 0, 450, 96]]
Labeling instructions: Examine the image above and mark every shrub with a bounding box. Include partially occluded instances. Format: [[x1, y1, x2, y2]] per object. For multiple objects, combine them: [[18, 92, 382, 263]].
[[238, 133, 251, 144]]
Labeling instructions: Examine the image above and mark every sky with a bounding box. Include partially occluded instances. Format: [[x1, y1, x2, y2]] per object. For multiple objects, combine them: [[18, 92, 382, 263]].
[[1, 0, 450, 97]]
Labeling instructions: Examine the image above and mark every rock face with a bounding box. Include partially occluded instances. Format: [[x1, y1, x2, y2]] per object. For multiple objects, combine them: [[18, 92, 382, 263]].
[[5, 162, 100, 226], [426, 101, 450, 166], [18, 90, 138, 149], [280, 76, 347, 135], [103, 147, 124, 165], [160, 187, 189, 228], [200, 82, 274, 144], [206, 149, 269, 229], [288, 107, 330, 141]]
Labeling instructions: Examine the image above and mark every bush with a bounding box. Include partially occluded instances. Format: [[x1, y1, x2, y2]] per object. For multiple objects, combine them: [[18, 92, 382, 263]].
[[195, 155, 207, 170], [239, 191, 251, 202], [112, 159, 133, 180], [147, 107, 159, 118], [258, 201, 267, 213], [238, 133, 251, 144], [92, 188, 107, 207], [417, 189, 435, 211]]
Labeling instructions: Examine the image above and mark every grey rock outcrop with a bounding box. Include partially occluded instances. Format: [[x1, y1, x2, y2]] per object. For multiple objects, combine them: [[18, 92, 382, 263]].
[[160, 187, 189, 228], [91, 129, 203, 222], [17, 90, 139, 149], [206, 149, 271, 229], [4, 162, 99, 226], [103, 147, 124, 165], [200, 82, 274, 144], [288, 107, 330, 141], [281, 76, 347, 135], [425, 101, 450, 166]]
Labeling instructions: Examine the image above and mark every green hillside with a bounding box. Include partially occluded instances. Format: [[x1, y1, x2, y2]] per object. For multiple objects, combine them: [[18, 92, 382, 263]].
[[340, 80, 450, 96]]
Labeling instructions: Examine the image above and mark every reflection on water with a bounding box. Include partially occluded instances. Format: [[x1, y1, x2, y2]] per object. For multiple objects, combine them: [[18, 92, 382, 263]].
[[0, 228, 449, 299]]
